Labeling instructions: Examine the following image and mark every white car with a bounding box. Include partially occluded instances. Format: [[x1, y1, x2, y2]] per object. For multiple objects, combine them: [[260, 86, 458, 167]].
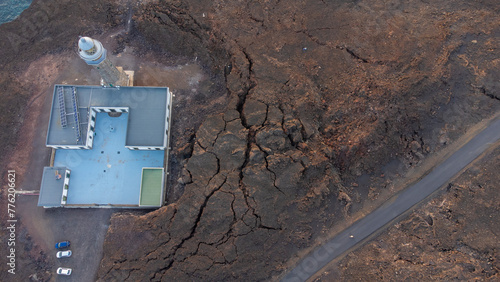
[[56, 250, 72, 258], [56, 267, 72, 275]]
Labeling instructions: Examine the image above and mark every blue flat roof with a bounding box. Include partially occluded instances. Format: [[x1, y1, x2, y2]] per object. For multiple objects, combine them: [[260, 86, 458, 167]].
[[51, 113, 164, 206]]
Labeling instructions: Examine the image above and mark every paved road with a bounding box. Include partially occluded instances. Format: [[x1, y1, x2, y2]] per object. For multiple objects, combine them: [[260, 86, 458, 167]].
[[281, 116, 500, 282]]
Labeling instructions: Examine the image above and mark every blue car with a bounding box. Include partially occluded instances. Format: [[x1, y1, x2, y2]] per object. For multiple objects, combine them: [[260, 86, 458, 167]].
[[55, 241, 70, 249]]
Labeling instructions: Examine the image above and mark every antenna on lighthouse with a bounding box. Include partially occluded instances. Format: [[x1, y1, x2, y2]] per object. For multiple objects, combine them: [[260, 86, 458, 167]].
[[77, 36, 133, 87]]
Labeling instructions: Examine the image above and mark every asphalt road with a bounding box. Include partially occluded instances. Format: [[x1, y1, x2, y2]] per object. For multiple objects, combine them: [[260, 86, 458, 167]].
[[281, 116, 500, 282]]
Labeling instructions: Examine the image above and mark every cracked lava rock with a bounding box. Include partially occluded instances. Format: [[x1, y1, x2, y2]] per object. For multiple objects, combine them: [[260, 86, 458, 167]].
[[96, 0, 500, 281], [1, 0, 498, 281]]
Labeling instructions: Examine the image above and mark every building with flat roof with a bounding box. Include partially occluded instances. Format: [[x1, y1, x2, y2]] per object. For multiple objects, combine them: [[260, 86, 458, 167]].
[[38, 85, 172, 208]]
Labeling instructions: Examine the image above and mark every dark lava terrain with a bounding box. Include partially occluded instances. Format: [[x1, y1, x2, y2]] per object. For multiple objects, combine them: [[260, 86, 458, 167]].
[[0, 0, 498, 281], [97, 0, 500, 281], [319, 146, 500, 281]]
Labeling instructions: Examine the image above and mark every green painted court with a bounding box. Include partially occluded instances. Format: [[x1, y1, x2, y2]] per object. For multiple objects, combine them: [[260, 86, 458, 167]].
[[139, 168, 164, 206]]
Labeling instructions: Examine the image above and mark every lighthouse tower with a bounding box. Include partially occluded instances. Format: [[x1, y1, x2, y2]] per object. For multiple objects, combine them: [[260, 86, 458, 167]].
[[78, 36, 130, 87]]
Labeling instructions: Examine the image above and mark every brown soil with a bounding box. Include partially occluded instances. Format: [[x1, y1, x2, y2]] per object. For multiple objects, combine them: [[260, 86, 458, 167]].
[[0, 0, 499, 281], [0, 1, 122, 279], [96, 0, 500, 281]]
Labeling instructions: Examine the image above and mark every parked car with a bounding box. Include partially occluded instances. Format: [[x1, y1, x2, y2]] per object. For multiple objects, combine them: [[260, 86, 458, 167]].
[[56, 250, 72, 258], [55, 241, 71, 249], [56, 267, 72, 276]]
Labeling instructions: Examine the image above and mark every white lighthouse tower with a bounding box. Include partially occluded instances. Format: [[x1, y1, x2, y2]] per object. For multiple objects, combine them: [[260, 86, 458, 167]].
[[78, 36, 131, 87]]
